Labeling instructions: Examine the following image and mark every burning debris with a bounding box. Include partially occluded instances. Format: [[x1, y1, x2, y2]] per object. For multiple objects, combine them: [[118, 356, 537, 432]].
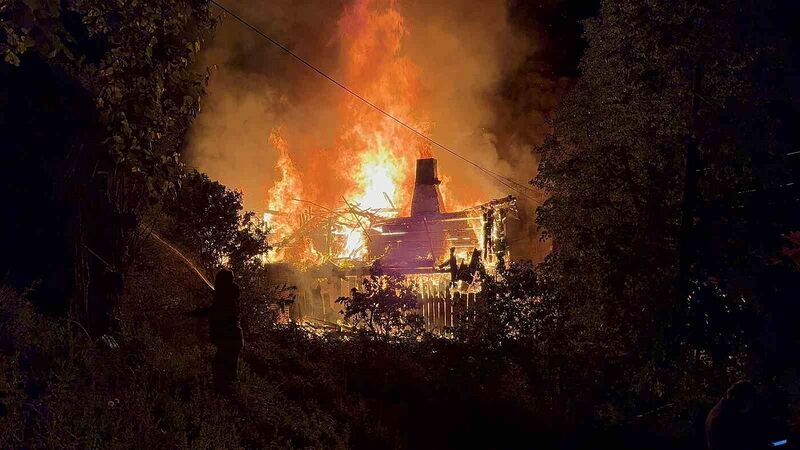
[[265, 157, 515, 270], [367, 158, 515, 275], [265, 156, 517, 330]]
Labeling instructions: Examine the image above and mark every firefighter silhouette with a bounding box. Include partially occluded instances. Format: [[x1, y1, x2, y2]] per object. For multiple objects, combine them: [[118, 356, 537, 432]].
[[208, 269, 243, 392]]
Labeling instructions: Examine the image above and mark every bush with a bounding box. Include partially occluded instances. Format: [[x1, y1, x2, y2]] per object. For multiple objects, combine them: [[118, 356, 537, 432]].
[[0, 286, 343, 449]]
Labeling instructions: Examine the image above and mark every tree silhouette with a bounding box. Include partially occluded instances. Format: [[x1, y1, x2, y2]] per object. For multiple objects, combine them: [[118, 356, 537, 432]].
[[337, 267, 423, 338], [534, 0, 799, 388], [1, 0, 214, 334]]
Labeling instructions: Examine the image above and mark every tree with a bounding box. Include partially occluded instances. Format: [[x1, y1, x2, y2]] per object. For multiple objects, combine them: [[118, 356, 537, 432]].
[[453, 261, 553, 349], [1, 0, 215, 334], [337, 266, 424, 338], [161, 170, 270, 278], [160, 169, 283, 338], [534, 0, 799, 390]]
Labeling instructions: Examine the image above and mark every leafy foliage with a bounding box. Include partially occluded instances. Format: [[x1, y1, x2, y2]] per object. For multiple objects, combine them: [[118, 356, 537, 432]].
[[2, 0, 214, 199], [161, 170, 270, 277], [337, 267, 424, 338], [454, 261, 551, 348], [534, 0, 799, 393], [0, 0, 216, 332], [0, 286, 342, 449], [159, 169, 290, 339]]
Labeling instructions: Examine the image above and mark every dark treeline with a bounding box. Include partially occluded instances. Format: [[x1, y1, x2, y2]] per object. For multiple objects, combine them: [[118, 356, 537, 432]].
[[531, 0, 800, 444], [1, 0, 798, 449]]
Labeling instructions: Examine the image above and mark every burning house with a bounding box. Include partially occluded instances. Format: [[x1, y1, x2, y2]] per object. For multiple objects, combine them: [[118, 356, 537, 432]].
[[277, 157, 518, 330], [192, 0, 547, 330], [364, 158, 514, 329]]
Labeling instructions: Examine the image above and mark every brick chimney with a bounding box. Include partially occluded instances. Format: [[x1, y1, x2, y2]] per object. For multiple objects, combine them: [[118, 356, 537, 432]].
[[410, 158, 444, 216]]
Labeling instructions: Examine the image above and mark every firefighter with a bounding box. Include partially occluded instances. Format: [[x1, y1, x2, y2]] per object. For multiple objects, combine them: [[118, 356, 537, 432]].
[[208, 268, 243, 393]]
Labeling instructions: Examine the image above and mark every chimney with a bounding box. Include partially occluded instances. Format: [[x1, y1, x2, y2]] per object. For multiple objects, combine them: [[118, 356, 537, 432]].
[[411, 158, 444, 216]]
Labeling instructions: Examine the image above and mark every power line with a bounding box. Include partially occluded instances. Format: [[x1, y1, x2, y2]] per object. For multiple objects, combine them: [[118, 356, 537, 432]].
[[208, 0, 543, 202]]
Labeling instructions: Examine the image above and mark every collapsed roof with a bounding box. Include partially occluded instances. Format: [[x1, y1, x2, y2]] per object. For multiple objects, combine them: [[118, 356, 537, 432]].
[[368, 158, 515, 274]]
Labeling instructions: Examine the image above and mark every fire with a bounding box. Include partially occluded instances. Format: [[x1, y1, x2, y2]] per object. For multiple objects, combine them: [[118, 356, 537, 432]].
[[262, 0, 472, 266], [264, 130, 322, 267], [350, 137, 407, 214], [334, 0, 427, 217], [264, 130, 302, 236]]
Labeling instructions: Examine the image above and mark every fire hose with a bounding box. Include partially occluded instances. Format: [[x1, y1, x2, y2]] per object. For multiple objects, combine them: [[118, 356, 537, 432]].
[[148, 231, 214, 291]]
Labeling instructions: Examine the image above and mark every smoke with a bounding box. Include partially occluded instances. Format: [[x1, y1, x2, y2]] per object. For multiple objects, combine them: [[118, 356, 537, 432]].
[[187, 0, 570, 213]]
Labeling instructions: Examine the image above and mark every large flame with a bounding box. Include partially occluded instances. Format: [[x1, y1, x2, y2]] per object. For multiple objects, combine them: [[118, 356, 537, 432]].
[[263, 0, 469, 266], [334, 0, 427, 214], [264, 130, 323, 268], [265, 129, 302, 242]]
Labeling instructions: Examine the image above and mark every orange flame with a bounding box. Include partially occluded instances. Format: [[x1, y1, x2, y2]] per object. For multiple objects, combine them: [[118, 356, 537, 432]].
[[264, 130, 322, 268], [263, 0, 467, 266]]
